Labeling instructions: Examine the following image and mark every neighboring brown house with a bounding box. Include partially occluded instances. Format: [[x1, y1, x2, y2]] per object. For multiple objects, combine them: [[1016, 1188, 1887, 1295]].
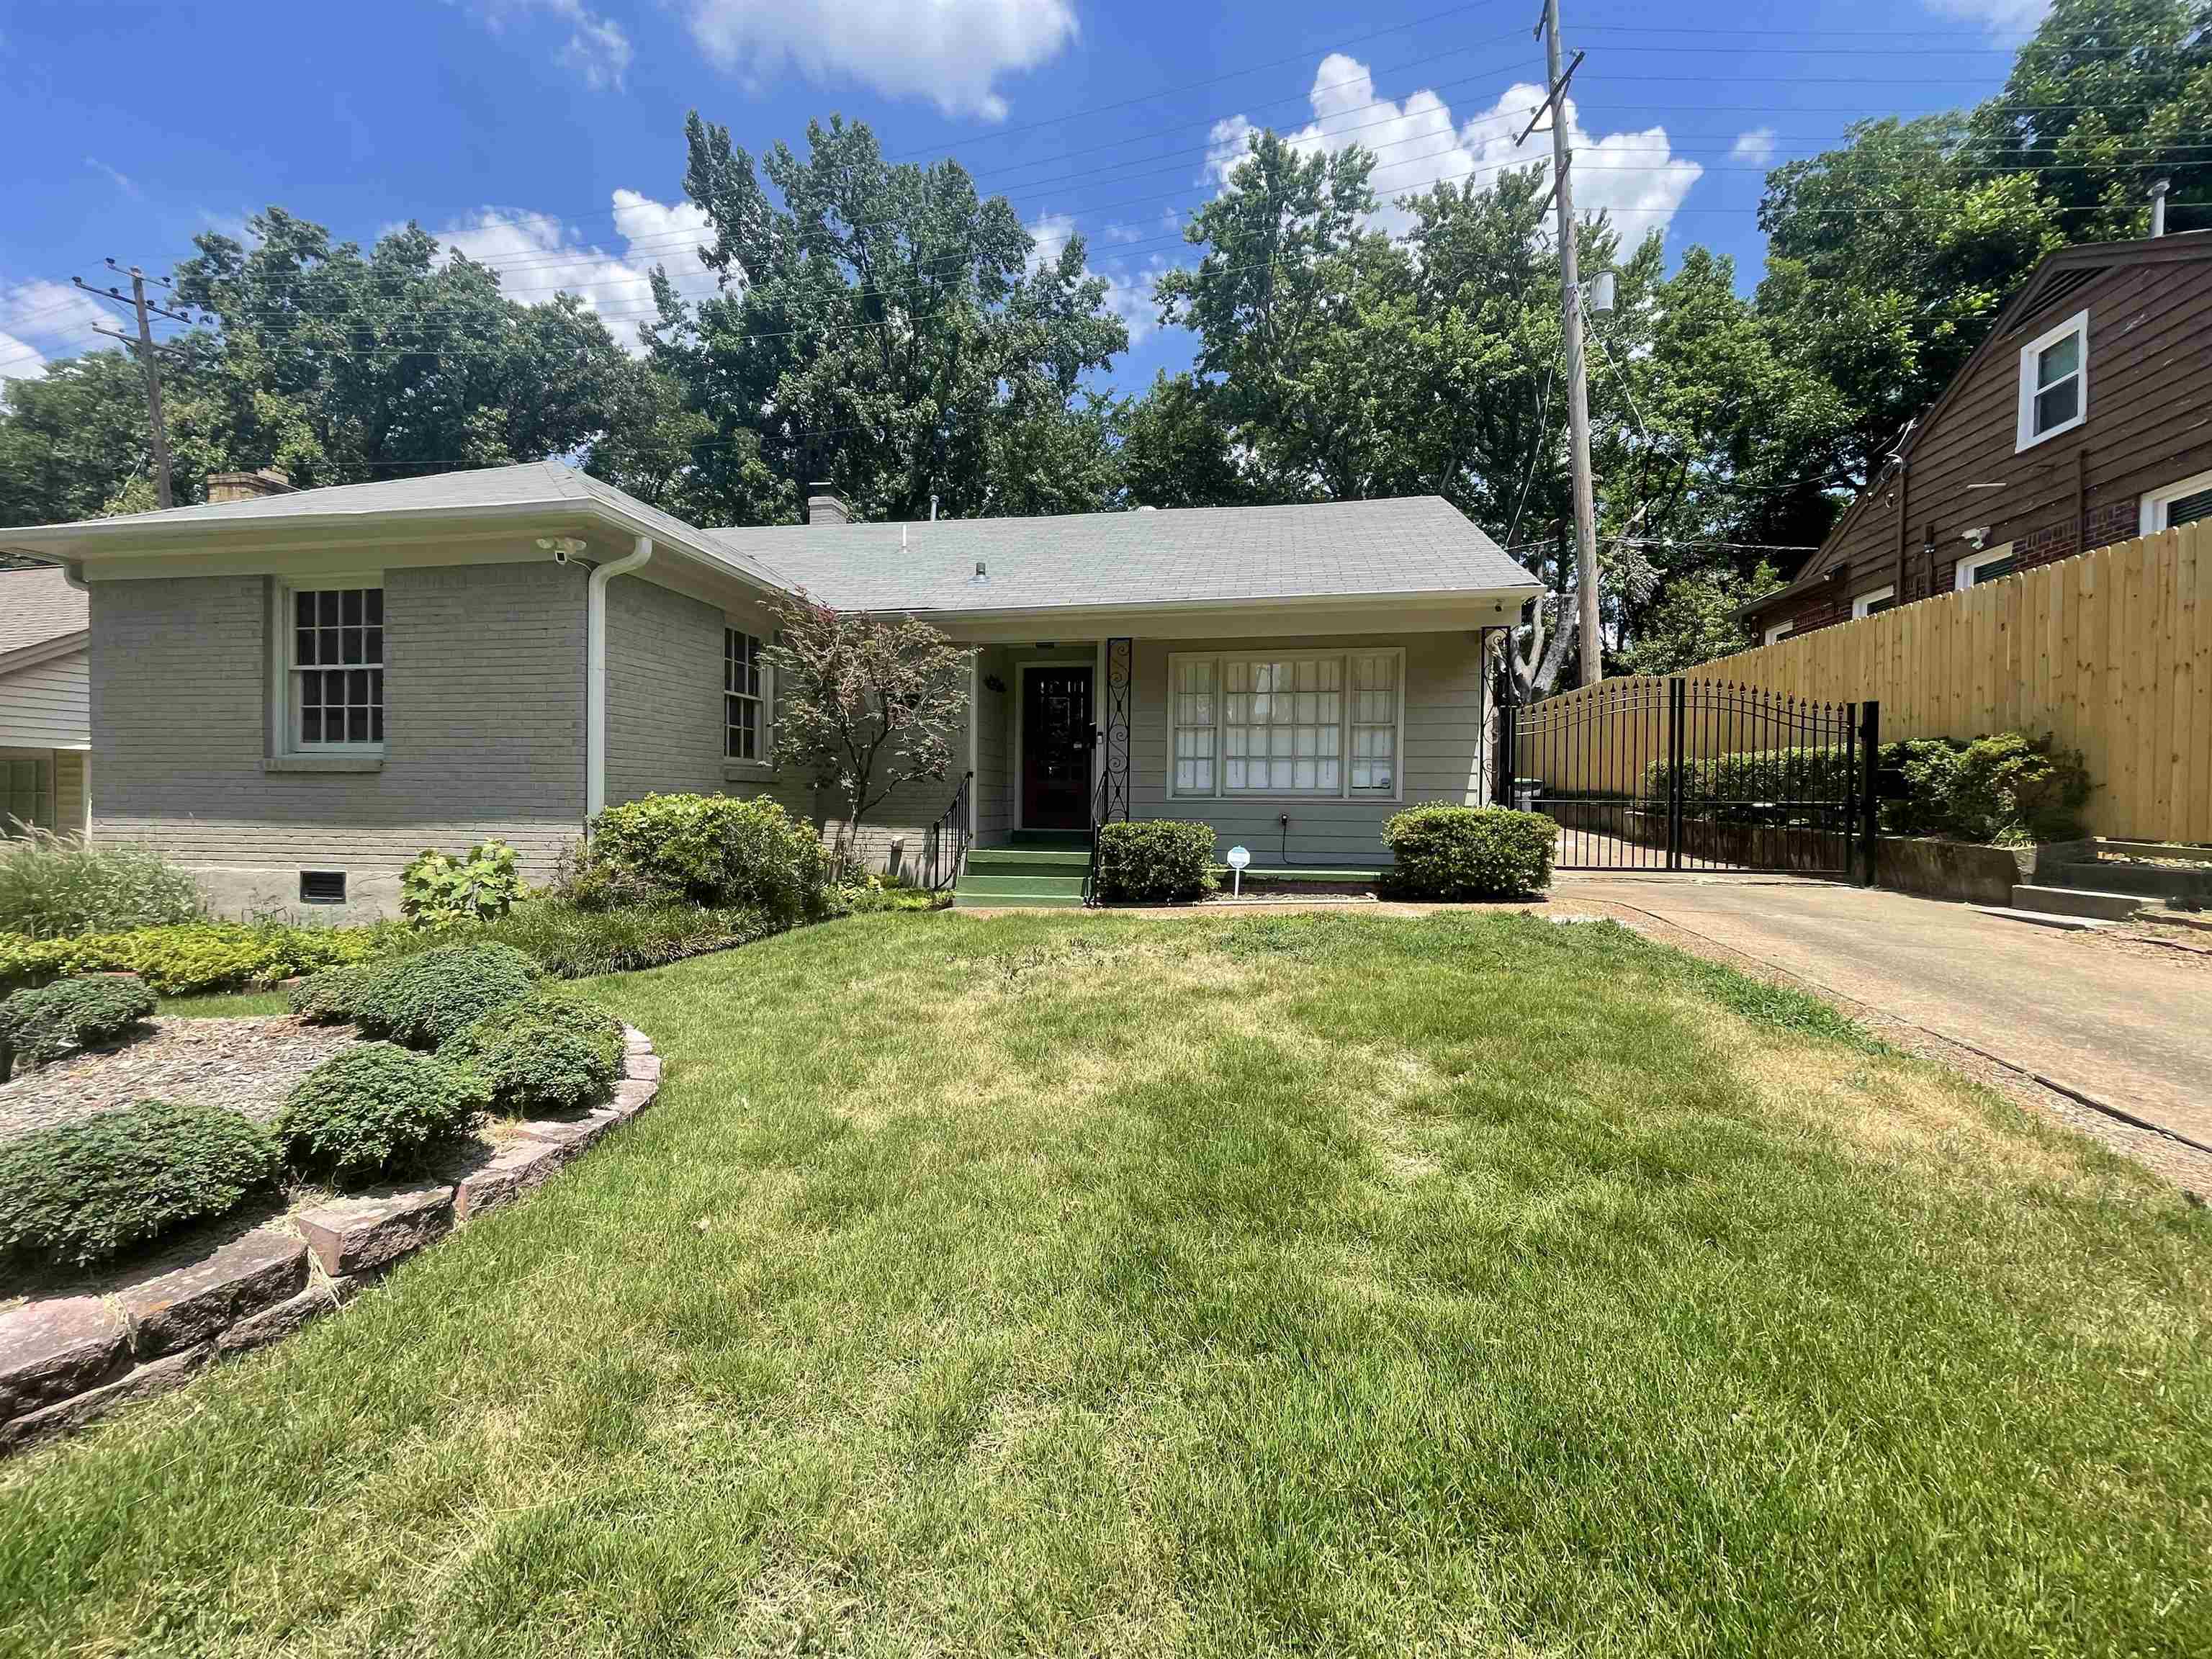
[[1745, 230, 2212, 645]]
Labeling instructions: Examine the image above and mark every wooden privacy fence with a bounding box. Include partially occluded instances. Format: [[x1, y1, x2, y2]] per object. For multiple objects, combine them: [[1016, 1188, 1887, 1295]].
[[1519, 523, 2210, 842]]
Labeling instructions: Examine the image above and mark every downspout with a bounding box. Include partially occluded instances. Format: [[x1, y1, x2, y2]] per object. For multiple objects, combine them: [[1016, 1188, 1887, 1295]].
[[586, 535, 652, 821]]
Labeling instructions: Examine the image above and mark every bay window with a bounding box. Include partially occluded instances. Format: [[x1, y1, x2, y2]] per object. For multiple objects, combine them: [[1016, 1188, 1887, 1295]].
[[1170, 648, 1403, 800]]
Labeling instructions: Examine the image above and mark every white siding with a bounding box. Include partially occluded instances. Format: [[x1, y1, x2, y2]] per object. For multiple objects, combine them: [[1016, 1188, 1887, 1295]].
[[0, 648, 89, 749]]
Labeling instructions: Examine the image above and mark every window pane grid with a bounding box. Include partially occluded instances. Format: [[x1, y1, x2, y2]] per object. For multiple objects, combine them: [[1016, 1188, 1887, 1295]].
[[289, 586, 384, 748], [1174, 652, 1398, 800], [724, 629, 765, 761]]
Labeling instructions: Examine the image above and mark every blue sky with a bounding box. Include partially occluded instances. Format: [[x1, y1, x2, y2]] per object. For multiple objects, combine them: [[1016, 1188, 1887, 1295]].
[[0, 0, 2045, 398]]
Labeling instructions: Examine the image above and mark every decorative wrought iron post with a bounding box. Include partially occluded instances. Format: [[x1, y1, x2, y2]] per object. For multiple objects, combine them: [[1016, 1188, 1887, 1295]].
[[1103, 637, 1133, 822], [1665, 675, 1686, 871], [1858, 700, 1881, 886]]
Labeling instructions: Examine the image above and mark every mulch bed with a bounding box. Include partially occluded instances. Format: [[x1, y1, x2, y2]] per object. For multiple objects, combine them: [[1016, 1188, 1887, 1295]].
[[0, 1017, 363, 1148]]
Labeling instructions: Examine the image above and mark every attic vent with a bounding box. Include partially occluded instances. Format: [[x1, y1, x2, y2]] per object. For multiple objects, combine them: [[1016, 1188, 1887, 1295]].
[[2008, 266, 2105, 332], [299, 871, 347, 905]]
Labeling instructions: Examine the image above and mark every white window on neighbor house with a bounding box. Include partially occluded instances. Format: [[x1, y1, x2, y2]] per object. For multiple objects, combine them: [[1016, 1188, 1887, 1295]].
[[2016, 310, 2088, 451], [0, 756, 52, 834], [2140, 469, 2212, 534], [1763, 619, 1794, 647], [724, 628, 770, 763], [1169, 648, 1403, 801], [1853, 585, 1897, 619], [1955, 544, 2020, 590], [280, 581, 384, 752]]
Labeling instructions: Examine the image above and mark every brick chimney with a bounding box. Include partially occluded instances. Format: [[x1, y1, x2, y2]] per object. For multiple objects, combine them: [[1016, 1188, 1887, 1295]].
[[806, 482, 850, 526], [204, 469, 295, 505]]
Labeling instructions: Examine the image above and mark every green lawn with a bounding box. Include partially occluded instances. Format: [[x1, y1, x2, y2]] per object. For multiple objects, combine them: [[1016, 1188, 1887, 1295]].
[[3, 911, 2207, 1656]]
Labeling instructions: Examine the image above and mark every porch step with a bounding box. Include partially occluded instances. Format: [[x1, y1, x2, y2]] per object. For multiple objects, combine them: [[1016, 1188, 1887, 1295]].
[[951, 876, 1087, 909], [2007, 883, 2145, 922], [1008, 829, 1091, 850], [953, 873, 1088, 898], [965, 848, 1091, 876]]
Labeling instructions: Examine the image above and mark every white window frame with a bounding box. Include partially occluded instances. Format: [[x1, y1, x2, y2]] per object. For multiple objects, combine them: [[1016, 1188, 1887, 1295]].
[[1166, 647, 1406, 803], [2139, 468, 2212, 534], [1954, 543, 2019, 591], [272, 575, 385, 757], [2015, 309, 2088, 452], [1762, 619, 1794, 647], [723, 626, 773, 767], [1852, 585, 1897, 620]]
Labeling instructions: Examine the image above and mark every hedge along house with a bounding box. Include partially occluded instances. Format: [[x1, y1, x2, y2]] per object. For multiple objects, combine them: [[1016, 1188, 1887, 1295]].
[[0, 462, 1539, 917], [1743, 230, 2212, 646]]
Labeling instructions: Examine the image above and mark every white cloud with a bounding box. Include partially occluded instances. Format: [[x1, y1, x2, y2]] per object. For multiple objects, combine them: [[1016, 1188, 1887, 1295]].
[[1920, 0, 2049, 31], [683, 0, 1077, 120], [85, 156, 140, 198], [1730, 127, 1777, 167], [1208, 54, 1704, 242], [457, 0, 633, 91], [1027, 212, 1159, 347], [0, 279, 117, 380], [426, 191, 722, 353]]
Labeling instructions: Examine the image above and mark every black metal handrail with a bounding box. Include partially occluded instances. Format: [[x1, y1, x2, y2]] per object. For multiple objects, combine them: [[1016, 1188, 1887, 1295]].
[[920, 770, 974, 892], [1082, 760, 1110, 907]]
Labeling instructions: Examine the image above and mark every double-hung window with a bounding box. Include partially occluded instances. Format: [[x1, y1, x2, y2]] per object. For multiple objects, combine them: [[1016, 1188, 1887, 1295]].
[[1853, 585, 1897, 619], [1170, 648, 1402, 800], [0, 757, 52, 833], [724, 628, 770, 763], [282, 582, 384, 752], [2141, 469, 2212, 534], [1955, 544, 2020, 590], [2016, 310, 2087, 451]]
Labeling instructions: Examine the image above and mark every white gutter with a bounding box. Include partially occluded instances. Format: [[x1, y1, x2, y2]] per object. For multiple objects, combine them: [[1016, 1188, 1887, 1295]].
[[586, 535, 652, 819]]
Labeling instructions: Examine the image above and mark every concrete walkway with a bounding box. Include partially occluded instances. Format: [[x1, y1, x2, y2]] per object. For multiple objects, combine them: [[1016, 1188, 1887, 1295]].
[[1557, 873, 2212, 1152]]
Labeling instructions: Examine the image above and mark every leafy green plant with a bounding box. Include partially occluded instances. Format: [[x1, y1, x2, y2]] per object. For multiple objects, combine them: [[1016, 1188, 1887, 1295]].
[[379, 898, 781, 980], [0, 920, 378, 998], [351, 942, 540, 1049], [0, 1099, 281, 1267], [0, 829, 204, 940], [443, 994, 623, 1115], [575, 794, 829, 922], [400, 840, 523, 929], [1094, 821, 1218, 904], [287, 961, 384, 1025], [1949, 732, 2092, 845], [0, 974, 158, 1069], [276, 1043, 487, 1188], [1380, 806, 1556, 900]]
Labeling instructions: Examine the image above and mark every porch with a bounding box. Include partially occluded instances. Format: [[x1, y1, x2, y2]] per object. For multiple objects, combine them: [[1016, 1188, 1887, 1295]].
[[923, 625, 1516, 902]]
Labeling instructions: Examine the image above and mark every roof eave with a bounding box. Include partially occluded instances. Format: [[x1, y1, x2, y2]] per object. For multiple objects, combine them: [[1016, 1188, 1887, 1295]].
[[860, 582, 1543, 624]]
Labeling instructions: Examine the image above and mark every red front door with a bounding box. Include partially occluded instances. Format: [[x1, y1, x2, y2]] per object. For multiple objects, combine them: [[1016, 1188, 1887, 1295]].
[[1021, 666, 1094, 830]]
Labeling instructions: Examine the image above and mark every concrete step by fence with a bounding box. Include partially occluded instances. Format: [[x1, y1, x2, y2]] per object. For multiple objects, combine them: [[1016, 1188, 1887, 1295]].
[[2008, 883, 2145, 922]]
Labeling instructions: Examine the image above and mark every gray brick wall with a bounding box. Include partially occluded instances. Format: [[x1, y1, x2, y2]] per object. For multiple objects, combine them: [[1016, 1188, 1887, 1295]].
[[605, 577, 727, 804], [91, 562, 590, 918]]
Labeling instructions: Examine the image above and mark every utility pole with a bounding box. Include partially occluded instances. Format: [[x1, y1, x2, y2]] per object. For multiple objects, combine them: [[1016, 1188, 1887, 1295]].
[[1528, 0, 1602, 688], [76, 260, 194, 510]]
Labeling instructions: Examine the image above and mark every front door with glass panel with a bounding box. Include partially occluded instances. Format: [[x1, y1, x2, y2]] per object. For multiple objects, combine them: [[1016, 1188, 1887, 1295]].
[[1021, 666, 1094, 830]]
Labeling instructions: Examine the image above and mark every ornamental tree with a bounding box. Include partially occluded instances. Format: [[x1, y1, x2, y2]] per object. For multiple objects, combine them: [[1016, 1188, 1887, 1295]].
[[765, 595, 974, 869]]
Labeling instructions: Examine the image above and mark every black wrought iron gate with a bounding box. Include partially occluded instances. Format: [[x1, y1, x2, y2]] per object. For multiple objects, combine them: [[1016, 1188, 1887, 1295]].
[[1496, 677, 1879, 881]]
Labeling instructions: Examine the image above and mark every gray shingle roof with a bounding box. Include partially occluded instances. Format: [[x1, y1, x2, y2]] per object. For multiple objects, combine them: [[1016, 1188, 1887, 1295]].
[[2, 464, 1536, 615], [0, 567, 88, 657], [711, 497, 1537, 613]]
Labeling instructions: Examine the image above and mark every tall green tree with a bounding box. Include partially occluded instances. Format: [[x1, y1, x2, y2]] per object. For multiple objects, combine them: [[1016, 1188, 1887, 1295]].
[[644, 113, 1128, 525]]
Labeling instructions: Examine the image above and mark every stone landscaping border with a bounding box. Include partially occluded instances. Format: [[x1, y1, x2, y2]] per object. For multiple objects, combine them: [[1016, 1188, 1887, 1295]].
[[0, 1025, 661, 1454]]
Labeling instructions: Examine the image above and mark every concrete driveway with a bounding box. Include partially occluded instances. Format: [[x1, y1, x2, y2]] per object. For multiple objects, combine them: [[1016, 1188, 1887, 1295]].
[[1556, 873, 2212, 1154]]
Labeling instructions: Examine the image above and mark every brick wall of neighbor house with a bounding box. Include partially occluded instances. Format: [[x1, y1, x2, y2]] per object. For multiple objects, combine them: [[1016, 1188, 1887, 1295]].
[[1753, 246, 2212, 639], [91, 562, 591, 920], [1128, 631, 1491, 868]]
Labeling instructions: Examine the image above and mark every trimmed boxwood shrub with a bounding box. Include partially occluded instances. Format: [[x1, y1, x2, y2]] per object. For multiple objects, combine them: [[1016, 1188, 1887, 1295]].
[[0, 974, 158, 1069], [1380, 805, 1556, 900], [1094, 820, 1217, 904], [576, 794, 829, 922], [0, 1100, 280, 1267], [443, 994, 623, 1115], [287, 961, 384, 1025], [0, 920, 377, 998], [276, 1043, 488, 1187], [351, 942, 541, 1049]]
